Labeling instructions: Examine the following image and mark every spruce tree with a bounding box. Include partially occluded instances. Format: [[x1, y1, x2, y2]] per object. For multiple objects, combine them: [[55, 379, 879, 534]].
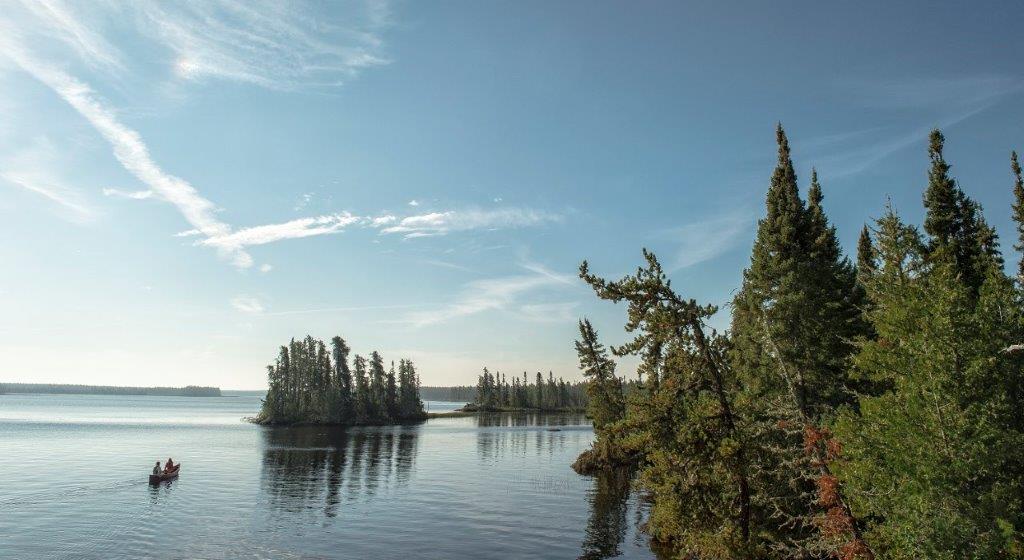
[[572, 319, 628, 472], [353, 354, 370, 422], [579, 251, 754, 550], [921, 129, 986, 294], [368, 351, 386, 419], [385, 361, 398, 419], [1011, 151, 1024, 281], [731, 125, 859, 417], [331, 336, 352, 422], [856, 224, 876, 287], [835, 205, 1024, 558], [923, 129, 959, 253]]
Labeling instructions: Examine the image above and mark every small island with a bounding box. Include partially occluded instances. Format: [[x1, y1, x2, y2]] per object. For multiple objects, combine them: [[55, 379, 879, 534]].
[[254, 335, 426, 425], [458, 367, 587, 412]]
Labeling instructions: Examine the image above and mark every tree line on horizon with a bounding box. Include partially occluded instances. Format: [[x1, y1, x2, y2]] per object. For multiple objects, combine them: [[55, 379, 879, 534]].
[[419, 385, 477, 402], [575, 126, 1024, 559], [471, 368, 588, 411], [0, 383, 221, 397], [256, 335, 426, 425]]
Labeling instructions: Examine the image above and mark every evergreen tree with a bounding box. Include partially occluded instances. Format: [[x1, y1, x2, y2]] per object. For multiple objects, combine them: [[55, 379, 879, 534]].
[[331, 336, 352, 422], [1011, 151, 1024, 281], [834, 206, 1024, 558], [579, 251, 754, 552], [353, 354, 370, 422], [921, 129, 986, 294], [256, 335, 425, 426], [731, 125, 859, 418], [368, 351, 386, 418], [576, 319, 624, 430], [856, 224, 876, 288], [385, 361, 398, 419]]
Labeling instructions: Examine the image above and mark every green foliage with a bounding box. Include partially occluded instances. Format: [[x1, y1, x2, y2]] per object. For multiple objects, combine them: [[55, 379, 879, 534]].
[[256, 335, 425, 425], [834, 205, 1024, 559], [472, 366, 585, 411], [731, 126, 862, 419], [572, 127, 1024, 560], [578, 250, 755, 556], [922, 129, 988, 295], [1012, 151, 1024, 282]]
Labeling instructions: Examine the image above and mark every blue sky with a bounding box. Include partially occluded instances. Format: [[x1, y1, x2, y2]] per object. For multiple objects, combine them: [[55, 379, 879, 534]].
[[1, 1, 1021, 389]]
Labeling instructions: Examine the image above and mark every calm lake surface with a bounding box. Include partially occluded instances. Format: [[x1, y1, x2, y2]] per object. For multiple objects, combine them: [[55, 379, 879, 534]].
[[0, 393, 660, 560]]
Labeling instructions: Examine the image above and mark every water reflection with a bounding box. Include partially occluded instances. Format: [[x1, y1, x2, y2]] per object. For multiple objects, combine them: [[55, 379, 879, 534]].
[[259, 425, 420, 515], [475, 412, 588, 462], [579, 469, 632, 560]]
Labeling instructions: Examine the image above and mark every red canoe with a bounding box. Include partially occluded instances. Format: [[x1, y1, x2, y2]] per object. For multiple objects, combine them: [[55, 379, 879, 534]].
[[149, 464, 180, 484]]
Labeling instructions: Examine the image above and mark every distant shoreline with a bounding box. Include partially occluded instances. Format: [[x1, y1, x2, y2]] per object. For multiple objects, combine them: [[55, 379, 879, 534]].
[[0, 383, 222, 397]]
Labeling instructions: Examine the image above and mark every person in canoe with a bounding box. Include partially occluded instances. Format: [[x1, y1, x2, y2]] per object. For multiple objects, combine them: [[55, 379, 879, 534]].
[[163, 458, 176, 473], [152, 461, 162, 476]]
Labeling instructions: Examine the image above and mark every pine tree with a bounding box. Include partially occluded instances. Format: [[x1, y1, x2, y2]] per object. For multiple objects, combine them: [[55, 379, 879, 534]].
[[856, 224, 876, 288], [731, 125, 859, 418], [368, 351, 386, 418], [834, 205, 1024, 558], [921, 129, 986, 294], [923, 129, 959, 254], [580, 250, 754, 550], [353, 354, 370, 422], [576, 319, 624, 429], [385, 361, 398, 419], [1011, 151, 1024, 281]]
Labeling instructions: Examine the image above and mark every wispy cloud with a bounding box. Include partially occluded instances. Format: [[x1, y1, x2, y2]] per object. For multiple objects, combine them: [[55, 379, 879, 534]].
[[0, 2, 560, 269], [656, 211, 752, 272], [809, 74, 1024, 178], [230, 295, 264, 314], [293, 192, 314, 211], [102, 188, 154, 200], [132, 0, 390, 90], [808, 106, 995, 179], [13, 0, 124, 72], [381, 208, 562, 239], [399, 263, 576, 327], [0, 42, 249, 260], [0, 137, 97, 222], [841, 75, 1024, 110], [200, 213, 362, 252]]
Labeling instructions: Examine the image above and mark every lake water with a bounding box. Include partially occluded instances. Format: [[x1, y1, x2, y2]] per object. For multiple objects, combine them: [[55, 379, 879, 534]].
[[0, 393, 660, 559]]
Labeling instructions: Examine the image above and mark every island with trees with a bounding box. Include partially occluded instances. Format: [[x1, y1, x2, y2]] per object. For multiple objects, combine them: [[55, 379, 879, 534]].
[[254, 334, 426, 425], [572, 127, 1024, 559], [0, 383, 221, 397], [462, 368, 588, 412]]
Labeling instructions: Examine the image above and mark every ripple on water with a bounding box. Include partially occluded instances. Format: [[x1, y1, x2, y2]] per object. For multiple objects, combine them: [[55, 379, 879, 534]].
[[0, 395, 662, 559]]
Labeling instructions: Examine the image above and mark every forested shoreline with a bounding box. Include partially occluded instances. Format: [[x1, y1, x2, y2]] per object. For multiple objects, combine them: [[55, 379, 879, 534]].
[[574, 127, 1024, 559], [255, 335, 426, 425], [0, 383, 221, 397], [467, 368, 588, 411], [419, 385, 476, 402]]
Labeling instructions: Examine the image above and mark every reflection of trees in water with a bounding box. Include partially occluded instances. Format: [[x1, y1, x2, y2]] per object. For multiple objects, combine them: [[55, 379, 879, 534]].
[[475, 412, 588, 462], [260, 425, 419, 515], [578, 469, 632, 560]]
